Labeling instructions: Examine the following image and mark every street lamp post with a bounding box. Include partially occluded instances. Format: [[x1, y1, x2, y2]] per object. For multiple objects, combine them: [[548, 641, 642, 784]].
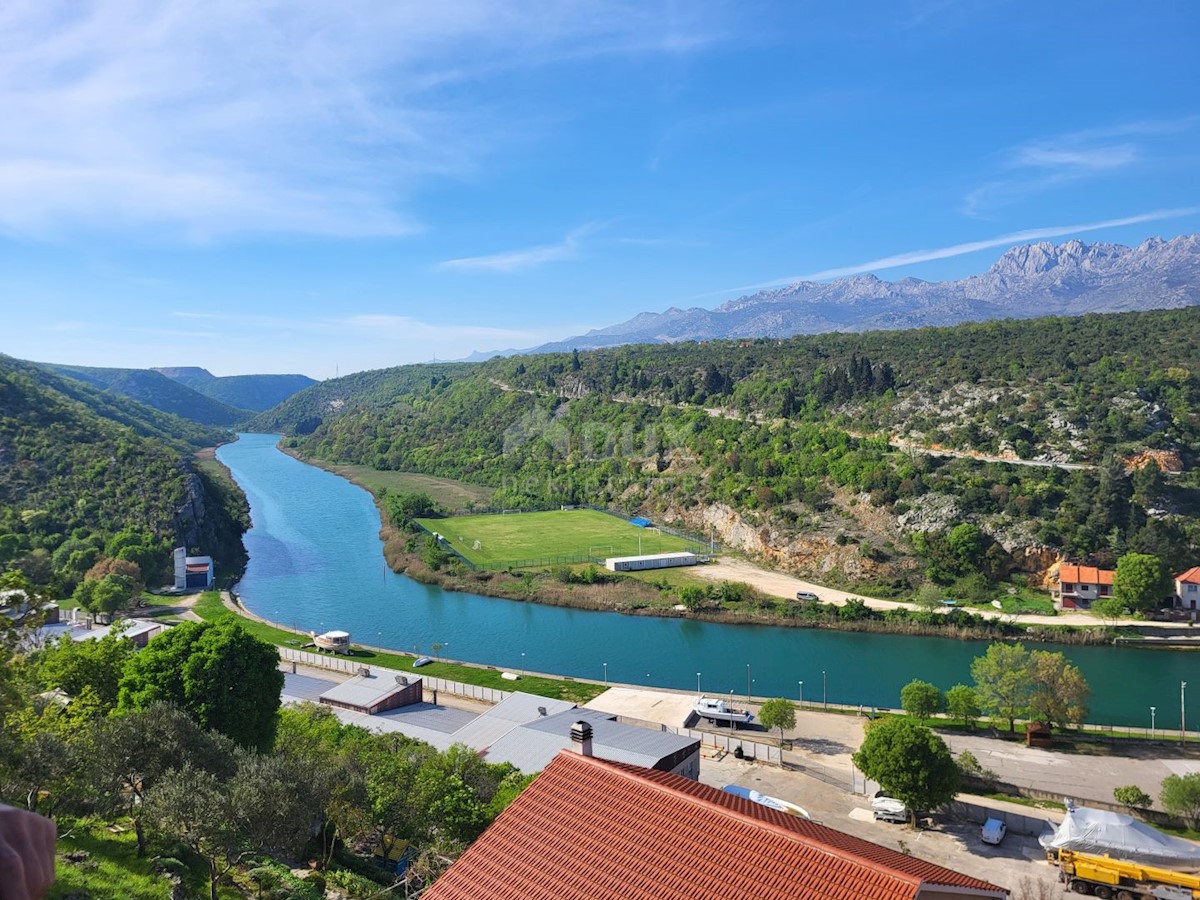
[[747, 664, 752, 703], [603, 662, 608, 686], [823, 670, 827, 710], [1151, 706, 1157, 740], [521, 652, 525, 675], [1183, 681, 1188, 745], [799, 681, 804, 709], [729, 690, 735, 733], [697, 672, 702, 698]]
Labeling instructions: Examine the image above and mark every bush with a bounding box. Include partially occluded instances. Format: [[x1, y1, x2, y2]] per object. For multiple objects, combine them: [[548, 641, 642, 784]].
[[1113, 785, 1152, 810]]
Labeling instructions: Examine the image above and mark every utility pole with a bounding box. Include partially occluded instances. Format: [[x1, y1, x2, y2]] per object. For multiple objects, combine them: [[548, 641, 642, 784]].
[[1183, 681, 1188, 745]]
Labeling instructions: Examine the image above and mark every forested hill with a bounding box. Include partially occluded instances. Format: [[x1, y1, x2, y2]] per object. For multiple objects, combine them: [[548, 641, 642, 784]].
[[0, 355, 247, 595], [185, 373, 319, 412], [258, 308, 1200, 592], [41, 363, 250, 426]]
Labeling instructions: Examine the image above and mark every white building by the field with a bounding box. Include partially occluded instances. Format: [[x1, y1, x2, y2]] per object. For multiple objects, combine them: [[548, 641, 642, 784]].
[[605, 551, 698, 572]]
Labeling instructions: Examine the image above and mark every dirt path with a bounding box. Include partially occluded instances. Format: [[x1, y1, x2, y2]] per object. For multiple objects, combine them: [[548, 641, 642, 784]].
[[690, 557, 1188, 630]]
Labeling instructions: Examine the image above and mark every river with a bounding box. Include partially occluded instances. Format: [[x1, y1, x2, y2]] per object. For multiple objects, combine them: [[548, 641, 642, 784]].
[[218, 433, 1194, 729]]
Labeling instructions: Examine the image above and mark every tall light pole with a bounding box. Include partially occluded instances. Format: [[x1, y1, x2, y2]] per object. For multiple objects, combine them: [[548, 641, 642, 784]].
[[603, 662, 608, 686], [823, 670, 827, 710], [747, 664, 752, 703], [729, 689, 735, 733], [696, 672, 702, 698], [521, 651, 525, 675], [1151, 706, 1156, 740], [799, 681, 804, 709], [1183, 681, 1188, 745]]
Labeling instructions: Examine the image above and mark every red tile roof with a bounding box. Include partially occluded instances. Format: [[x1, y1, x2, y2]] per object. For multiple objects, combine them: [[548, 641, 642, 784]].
[[1177, 566, 1200, 585], [425, 751, 1007, 900], [1058, 564, 1114, 586]]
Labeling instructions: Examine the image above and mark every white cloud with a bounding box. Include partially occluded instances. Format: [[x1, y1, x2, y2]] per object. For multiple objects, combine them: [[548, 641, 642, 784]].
[[437, 224, 601, 273], [704, 207, 1200, 296], [964, 116, 1198, 216], [1013, 144, 1137, 171], [0, 1, 722, 241]]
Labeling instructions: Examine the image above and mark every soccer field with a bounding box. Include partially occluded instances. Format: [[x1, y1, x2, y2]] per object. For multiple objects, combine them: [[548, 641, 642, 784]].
[[413, 508, 704, 567]]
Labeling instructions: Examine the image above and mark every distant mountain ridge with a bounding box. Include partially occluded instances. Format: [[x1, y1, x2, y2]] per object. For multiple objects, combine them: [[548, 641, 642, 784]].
[[466, 234, 1200, 358], [40, 364, 250, 427]]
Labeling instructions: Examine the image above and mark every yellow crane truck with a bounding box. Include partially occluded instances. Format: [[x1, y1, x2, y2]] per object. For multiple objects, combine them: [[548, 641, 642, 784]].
[[1058, 849, 1200, 898]]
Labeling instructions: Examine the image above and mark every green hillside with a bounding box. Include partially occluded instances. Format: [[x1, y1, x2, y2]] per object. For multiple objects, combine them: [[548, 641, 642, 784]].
[[0, 355, 247, 592], [42, 363, 250, 426], [191, 372, 318, 412], [260, 308, 1200, 595]]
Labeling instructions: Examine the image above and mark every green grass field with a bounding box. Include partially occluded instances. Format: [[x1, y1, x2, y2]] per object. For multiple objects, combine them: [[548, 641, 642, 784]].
[[414, 508, 705, 567]]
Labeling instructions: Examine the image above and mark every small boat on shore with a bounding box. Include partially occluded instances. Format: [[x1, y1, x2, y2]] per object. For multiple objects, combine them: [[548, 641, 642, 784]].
[[312, 629, 352, 654], [693, 696, 754, 727]]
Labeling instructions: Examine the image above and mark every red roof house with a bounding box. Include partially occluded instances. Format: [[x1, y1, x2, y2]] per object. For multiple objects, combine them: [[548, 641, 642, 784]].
[[1175, 566, 1200, 613], [425, 745, 1007, 900], [1052, 564, 1114, 610]]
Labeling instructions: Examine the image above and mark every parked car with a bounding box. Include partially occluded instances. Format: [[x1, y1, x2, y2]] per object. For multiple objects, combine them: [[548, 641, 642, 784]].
[[795, 590, 820, 602], [871, 796, 909, 824], [981, 817, 1007, 845]]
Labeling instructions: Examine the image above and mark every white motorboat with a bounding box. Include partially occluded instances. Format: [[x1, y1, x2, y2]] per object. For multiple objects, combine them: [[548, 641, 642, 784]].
[[693, 696, 754, 727]]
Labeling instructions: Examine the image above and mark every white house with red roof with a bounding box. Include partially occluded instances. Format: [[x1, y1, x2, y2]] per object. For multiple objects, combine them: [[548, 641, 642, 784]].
[[1174, 566, 1200, 616], [1051, 563, 1114, 610]]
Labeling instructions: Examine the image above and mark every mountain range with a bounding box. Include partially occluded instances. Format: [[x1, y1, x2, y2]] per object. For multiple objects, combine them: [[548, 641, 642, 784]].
[[34, 363, 318, 427], [466, 234, 1200, 359]]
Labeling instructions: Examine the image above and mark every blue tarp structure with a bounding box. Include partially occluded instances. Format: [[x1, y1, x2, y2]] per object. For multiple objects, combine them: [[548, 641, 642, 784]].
[[629, 517, 652, 528]]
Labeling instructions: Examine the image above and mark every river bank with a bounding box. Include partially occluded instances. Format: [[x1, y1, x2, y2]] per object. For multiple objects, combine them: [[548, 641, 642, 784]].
[[275, 443, 1166, 647]]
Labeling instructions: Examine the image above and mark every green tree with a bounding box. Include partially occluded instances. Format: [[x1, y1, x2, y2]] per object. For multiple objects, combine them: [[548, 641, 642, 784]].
[[1114, 553, 1171, 613], [945, 684, 981, 730], [117, 619, 284, 751], [385, 491, 440, 526], [31, 630, 134, 711], [1113, 785, 1152, 810], [852, 718, 960, 823], [1159, 773, 1200, 829], [87, 703, 236, 856], [1091, 595, 1126, 626], [970, 642, 1033, 733], [1028, 650, 1089, 729], [946, 523, 985, 572], [757, 698, 797, 747], [912, 582, 943, 612], [900, 680, 944, 720]]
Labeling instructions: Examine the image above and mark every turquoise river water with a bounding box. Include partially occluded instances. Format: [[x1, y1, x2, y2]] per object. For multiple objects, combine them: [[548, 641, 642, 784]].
[[217, 433, 1195, 729]]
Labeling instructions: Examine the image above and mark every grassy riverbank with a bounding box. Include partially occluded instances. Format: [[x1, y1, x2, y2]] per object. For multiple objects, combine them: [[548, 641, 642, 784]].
[[193, 592, 604, 704], [264, 448, 1149, 647]]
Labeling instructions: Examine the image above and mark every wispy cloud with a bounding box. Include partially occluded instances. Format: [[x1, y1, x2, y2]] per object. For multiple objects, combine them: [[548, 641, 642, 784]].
[[437, 224, 602, 273], [964, 116, 1199, 216], [1013, 144, 1137, 171], [701, 207, 1200, 297], [0, 2, 722, 241]]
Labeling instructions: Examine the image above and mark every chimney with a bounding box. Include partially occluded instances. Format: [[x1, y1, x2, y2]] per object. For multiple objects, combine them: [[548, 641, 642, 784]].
[[570, 720, 593, 757]]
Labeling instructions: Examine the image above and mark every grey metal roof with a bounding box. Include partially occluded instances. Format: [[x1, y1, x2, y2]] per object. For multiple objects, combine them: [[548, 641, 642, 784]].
[[318, 705, 458, 751], [483, 708, 699, 774], [449, 691, 576, 748], [282, 672, 342, 703], [318, 672, 417, 709], [374, 702, 476, 734]]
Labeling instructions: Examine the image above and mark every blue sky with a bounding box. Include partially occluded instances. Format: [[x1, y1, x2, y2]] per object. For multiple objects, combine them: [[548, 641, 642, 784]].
[[1, 1, 1198, 377]]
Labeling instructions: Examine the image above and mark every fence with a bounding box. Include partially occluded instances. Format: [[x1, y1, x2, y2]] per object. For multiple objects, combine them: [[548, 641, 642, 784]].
[[612, 713, 782, 764], [946, 799, 1059, 838], [279, 647, 514, 704]]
